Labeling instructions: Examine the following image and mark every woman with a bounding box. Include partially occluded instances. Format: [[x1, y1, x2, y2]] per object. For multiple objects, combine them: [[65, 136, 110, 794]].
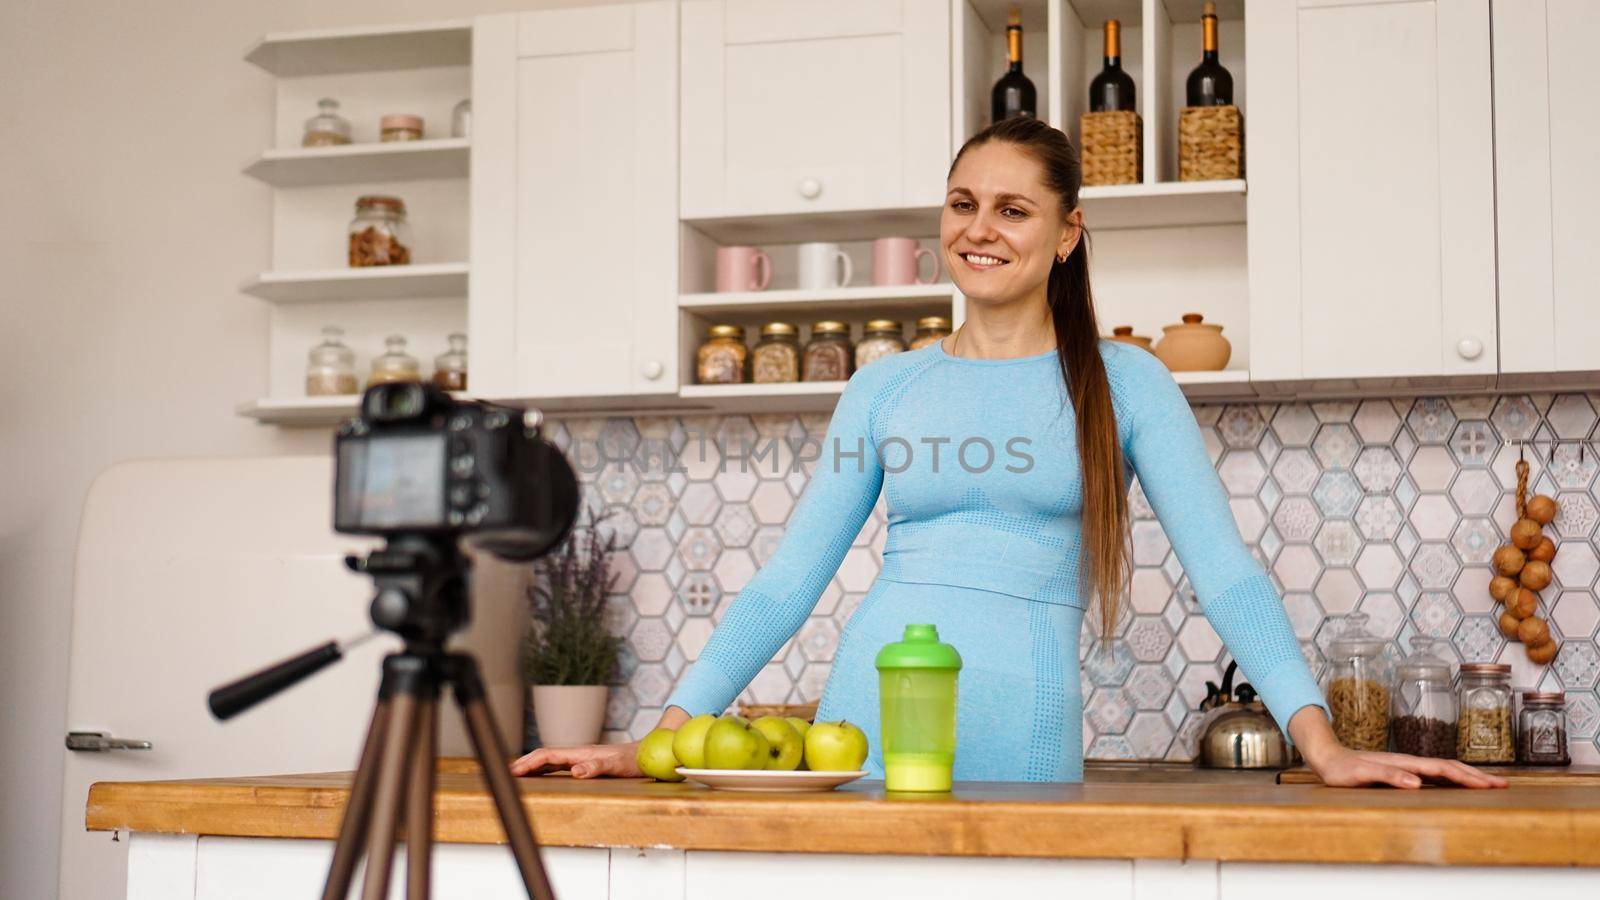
[[514, 118, 1506, 789]]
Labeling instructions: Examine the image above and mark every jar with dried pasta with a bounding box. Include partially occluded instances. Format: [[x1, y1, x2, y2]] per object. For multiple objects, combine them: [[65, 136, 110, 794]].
[[1456, 663, 1515, 763], [856, 319, 907, 368], [751, 322, 800, 384], [802, 321, 853, 382], [1321, 612, 1394, 752], [696, 324, 748, 384], [909, 316, 952, 350], [348, 196, 411, 267]]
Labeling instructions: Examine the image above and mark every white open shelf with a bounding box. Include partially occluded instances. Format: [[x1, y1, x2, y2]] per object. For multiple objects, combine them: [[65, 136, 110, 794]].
[[679, 381, 848, 413], [241, 262, 468, 304], [680, 284, 960, 316], [682, 206, 943, 246], [1079, 179, 1245, 228], [245, 20, 471, 77], [238, 391, 473, 426], [243, 139, 469, 188]]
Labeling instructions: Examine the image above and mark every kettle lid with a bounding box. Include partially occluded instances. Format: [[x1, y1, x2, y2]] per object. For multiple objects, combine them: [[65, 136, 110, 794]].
[[875, 623, 963, 671]]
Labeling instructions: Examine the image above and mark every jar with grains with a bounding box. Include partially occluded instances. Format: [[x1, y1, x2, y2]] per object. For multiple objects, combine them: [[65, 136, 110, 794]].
[[751, 322, 800, 384], [302, 98, 351, 147], [696, 324, 748, 384], [1456, 663, 1515, 763], [369, 335, 422, 385], [379, 113, 424, 142], [909, 316, 952, 350], [431, 333, 468, 391], [1321, 612, 1394, 752], [1391, 635, 1457, 758], [349, 196, 412, 267], [856, 319, 907, 368], [1518, 691, 1571, 766], [803, 321, 853, 382], [305, 326, 359, 396]]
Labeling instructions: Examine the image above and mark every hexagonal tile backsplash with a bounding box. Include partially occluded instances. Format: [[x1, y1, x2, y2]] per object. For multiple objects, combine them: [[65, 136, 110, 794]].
[[527, 396, 1600, 765]]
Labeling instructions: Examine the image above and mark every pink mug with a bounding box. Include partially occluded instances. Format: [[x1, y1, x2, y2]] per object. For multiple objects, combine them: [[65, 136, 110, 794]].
[[715, 245, 772, 293], [872, 237, 940, 286]]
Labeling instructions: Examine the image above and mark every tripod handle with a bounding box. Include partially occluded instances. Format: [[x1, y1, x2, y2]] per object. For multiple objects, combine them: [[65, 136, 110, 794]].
[[209, 641, 342, 720]]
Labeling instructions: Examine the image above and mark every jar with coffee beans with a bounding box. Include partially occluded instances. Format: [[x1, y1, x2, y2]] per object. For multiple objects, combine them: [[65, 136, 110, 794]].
[[1517, 691, 1570, 766], [1390, 635, 1457, 758]]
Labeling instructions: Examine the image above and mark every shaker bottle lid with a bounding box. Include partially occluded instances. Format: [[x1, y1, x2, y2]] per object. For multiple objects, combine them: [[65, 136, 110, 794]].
[[875, 623, 962, 671]]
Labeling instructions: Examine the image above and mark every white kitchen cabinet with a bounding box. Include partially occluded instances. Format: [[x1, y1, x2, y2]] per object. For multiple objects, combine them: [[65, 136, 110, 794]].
[[1492, 0, 1600, 380], [470, 3, 679, 400], [679, 0, 950, 220], [1246, 0, 1496, 384]]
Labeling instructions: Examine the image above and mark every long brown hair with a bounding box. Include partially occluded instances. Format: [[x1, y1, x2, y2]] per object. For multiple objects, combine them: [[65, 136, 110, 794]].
[[948, 117, 1129, 641]]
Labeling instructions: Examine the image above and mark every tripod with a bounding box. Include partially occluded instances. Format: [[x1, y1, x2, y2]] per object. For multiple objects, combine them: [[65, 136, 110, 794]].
[[209, 536, 554, 900]]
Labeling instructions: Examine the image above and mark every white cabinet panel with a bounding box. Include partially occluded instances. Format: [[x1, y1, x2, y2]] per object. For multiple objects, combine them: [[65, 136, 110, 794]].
[[681, 0, 950, 219], [683, 851, 1132, 899], [1494, 0, 1600, 376]]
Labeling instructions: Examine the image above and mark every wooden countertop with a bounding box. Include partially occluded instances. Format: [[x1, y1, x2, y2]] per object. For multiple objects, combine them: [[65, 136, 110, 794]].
[[87, 760, 1600, 868]]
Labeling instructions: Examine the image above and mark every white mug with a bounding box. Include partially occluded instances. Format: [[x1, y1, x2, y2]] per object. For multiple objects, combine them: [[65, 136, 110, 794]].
[[796, 242, 854, 290]]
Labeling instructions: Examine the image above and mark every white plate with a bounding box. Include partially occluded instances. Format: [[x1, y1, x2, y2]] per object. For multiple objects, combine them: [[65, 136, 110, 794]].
[[675, 767, 869, 792]]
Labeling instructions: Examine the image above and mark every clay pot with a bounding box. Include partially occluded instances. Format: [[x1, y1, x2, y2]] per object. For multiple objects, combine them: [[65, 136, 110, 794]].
[[1154, 313, 1231, 371], [1107, 325, 1153, 350]]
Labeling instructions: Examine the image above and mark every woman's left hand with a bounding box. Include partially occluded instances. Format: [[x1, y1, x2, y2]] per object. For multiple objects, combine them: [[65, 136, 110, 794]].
[[1308, 745, 1509, 789]]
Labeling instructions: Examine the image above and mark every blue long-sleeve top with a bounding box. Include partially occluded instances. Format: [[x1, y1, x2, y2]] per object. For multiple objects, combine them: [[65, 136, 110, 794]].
[[665, 339, 1331, 746]]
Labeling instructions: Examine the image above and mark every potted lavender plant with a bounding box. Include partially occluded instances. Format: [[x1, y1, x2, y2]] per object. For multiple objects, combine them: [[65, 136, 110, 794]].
[[524, 508, 625, 747]]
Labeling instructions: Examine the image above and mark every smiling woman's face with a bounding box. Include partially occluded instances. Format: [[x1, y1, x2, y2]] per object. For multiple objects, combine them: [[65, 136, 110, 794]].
[[940, 141, 1080, 307]]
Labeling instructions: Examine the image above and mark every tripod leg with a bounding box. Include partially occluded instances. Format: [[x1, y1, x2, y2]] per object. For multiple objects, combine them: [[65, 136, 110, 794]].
[[322, 692, 393, 900], [359, 687, 422, 900], [450, 656, 555, 900], [405, 694, 438, 900]]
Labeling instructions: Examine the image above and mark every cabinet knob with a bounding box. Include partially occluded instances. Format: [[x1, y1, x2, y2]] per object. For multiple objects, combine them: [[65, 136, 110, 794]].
[[640, 360, 664, 380], [797, 177, 822, 200], [1456, 337, 1484, 361]]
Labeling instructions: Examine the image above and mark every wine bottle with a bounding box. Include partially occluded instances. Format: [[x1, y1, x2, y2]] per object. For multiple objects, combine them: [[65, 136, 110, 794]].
[[1185, 1, 1234, 106], [990, 7, 1037, 122], [1088, 19, 1136, 113]]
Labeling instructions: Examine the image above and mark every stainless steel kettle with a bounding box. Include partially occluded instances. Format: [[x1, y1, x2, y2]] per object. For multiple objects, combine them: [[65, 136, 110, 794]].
[[1196, 661, 1298, 769]]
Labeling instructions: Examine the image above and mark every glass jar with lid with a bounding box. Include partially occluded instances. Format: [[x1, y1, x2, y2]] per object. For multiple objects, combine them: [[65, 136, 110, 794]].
[[379, 113, 424, 142], [1456, 662, 1515, 763], [856, 319, 907, 368], [305, 326, 359, 396], [909, 316, 952, 350], [751, 323, 800, 384], [1390, 635, 1457, 758], [1518, 691, 1571, 766], [302, 98, 351, 147], [349, 196, 412, 267], [431, 333, 468, 391], [696, 324, 748, 384], [1321, 612, 1394, 752], [369, 335, 421, 385], [451, 99, 472, 138], [802, 321, 853, 381]]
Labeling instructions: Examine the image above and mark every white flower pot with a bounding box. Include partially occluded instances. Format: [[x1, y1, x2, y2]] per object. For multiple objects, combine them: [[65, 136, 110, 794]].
[[530, 684, 609, 746]]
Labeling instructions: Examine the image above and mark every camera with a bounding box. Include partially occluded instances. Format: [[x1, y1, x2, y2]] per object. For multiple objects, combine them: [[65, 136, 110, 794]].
[[333, 382, 578, 561]]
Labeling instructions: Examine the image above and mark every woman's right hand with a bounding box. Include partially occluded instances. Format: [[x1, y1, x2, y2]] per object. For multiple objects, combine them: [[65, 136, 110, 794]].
[[510, 742, 642, 779]]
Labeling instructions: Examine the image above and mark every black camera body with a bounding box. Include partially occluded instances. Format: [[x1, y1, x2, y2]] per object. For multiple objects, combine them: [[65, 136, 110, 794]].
[[333, 382, 578, 562]]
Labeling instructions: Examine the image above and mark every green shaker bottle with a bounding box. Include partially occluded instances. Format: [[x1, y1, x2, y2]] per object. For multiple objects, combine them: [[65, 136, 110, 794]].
[[875, 623, 963, 792]]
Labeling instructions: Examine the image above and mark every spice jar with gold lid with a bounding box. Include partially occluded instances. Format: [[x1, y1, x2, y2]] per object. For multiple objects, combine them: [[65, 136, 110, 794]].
[[697, 324, 748, 384], [1321, 612, 1394, 752], [856, 319, 907, 368], [349, 196, 411, 267], [1518, 691, 1570, 766], [380, 113, 424, 142], [802, 321, 853, 381], [431, 333, 468, 391], [751, 322, 800, 384], [910, 316, 952, 350], [1457, 663, 1515, 763], [369, 335, 422, 385]]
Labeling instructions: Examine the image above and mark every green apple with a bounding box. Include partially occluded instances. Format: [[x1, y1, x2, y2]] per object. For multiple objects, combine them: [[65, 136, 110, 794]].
[[785, 717, 812, 769], [703, 715, 770, 769], [804, 719, 869, 772], [671, 713, 718, 769], [635, 728, 685, 782], [750, 716, 804, 770]]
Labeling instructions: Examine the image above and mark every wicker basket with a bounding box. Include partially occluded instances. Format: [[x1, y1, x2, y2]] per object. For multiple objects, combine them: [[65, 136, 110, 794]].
[[1080, 110, 1142, 186], [736, 700, 819, 721], [1178, 104, 1244, 181]]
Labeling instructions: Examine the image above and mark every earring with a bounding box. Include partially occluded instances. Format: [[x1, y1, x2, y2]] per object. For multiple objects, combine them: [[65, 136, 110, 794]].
[[1056, 252, 1068, 263]]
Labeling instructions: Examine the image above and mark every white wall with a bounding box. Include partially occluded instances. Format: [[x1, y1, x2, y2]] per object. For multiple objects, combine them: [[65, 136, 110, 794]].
[[0, 2, 600, 897]]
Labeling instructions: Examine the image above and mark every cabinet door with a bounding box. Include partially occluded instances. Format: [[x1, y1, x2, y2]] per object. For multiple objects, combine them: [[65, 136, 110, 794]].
[[680, 0, 950, 219], [1248, 0, 1496, 381], [470, 4, 678, 400], [1493, 0, 1600, 376]]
